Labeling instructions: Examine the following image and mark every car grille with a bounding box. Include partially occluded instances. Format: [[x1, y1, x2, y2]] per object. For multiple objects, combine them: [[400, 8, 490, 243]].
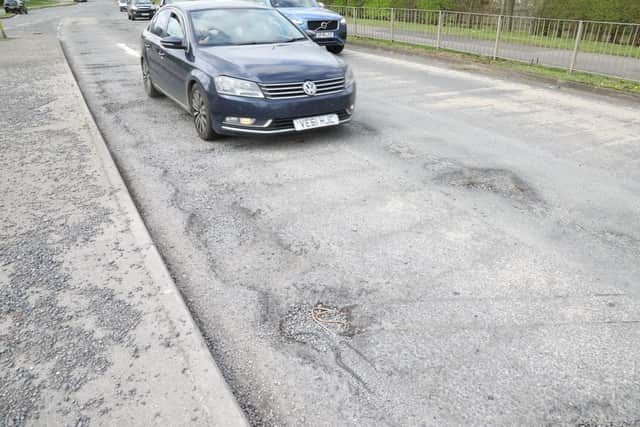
[[307, 20, 339, 31], [268, 110, 351, 131], [259, 77, 345, 99]]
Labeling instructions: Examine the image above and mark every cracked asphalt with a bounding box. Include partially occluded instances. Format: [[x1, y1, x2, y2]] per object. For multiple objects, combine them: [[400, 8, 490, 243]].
[[5, 1, 640, 425]]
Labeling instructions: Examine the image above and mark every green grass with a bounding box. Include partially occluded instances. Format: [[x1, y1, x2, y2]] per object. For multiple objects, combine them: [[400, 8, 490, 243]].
[[29, 0, 75, 9], [350, 35, 640, 94], [346, 16, 640, 58], [1, 0, 73, 18]]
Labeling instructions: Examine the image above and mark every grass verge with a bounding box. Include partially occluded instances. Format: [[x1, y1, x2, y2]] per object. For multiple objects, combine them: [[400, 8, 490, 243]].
[[349, 35, 640, 95], [1, 0, 73, 19], [346, 17, 640, 58]]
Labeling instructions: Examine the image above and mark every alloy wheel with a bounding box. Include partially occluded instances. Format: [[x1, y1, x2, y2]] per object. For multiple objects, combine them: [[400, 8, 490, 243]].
[[142, 60, 150, 91], [191, 89, 208, 135]]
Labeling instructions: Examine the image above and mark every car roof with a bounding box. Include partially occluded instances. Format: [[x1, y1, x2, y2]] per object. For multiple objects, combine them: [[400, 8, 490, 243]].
[[172, 0, 270, 11]]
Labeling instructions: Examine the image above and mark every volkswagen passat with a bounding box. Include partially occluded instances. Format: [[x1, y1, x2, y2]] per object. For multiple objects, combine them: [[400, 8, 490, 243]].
[[140, 0, 355, 140]]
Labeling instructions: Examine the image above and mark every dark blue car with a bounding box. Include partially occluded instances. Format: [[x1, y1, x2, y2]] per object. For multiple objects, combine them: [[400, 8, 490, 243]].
[[141, 0, 356, 140], [247, 0, 347, 53]]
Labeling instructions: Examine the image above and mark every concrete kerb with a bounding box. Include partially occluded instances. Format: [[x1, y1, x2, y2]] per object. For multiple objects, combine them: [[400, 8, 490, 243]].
[[57, 33, 249, 426]]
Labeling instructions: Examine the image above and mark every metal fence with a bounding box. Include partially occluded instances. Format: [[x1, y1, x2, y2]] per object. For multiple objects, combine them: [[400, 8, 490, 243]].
[[331, 6, 640, 82]]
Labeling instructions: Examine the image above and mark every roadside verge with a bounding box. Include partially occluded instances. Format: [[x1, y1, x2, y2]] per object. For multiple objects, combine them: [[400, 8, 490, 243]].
[[0, 25, 248, 426], [348, 36, 640, 101]]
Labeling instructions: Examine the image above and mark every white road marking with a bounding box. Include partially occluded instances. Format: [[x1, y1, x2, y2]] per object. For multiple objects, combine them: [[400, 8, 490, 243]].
[[117, 43, 140, 58]]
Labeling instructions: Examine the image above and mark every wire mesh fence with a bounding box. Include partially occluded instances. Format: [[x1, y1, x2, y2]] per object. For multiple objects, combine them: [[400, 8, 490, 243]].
[[332, 6, 640, 82]]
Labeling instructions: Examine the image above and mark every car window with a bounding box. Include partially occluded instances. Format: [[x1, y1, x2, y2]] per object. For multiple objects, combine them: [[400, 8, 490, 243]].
[[166, 14, 184, 38], [151, 9, 171, 36], [191, 8, 306, 46]]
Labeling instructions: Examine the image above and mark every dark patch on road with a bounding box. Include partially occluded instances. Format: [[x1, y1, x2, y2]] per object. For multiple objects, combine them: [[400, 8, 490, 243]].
[[279, 303, 355, 349], [435, 166, 546, 210]]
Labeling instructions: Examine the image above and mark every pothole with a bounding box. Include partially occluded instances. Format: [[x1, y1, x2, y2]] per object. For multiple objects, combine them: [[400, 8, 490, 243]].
[[435, 167, 545, 208], [279, 303, 354, 352]]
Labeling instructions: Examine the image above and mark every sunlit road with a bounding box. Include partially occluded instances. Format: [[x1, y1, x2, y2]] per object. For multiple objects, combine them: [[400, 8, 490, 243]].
[[5, 2, 640, 425]]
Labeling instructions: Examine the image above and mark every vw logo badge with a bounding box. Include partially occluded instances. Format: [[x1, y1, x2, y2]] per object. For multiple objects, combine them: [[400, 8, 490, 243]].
[[303, 81, 317, 96]]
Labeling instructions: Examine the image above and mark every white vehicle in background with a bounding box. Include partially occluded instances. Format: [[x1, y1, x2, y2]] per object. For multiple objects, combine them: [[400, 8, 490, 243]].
[[118, 0, 127, 11]]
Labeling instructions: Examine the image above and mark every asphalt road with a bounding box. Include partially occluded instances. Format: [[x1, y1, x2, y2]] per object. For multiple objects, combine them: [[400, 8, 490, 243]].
[[355, 24, 640, 82], [6, 2, 640, 425]]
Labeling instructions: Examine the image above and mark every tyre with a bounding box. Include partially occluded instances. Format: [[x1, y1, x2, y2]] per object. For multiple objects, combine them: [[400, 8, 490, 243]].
[[190, 83, 219, 141], [4, 7, 9, 13], [131, 14, 136, 20], [326, 45, 344, 54], [128, 13, 131, 19], [141, 57, 161, 98], [23, 6, 27, 13]]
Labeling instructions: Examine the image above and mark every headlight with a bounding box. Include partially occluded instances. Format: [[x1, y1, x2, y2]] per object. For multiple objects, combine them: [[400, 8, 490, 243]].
[[214, 76, 264, 98], [291, 19, 304, 26], [340, 17, 346, 25], [345, 65, 355, 88]]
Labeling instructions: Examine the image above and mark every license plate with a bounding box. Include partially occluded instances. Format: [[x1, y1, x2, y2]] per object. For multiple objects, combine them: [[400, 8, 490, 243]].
[[293, 114, 339, 131], [315, 32, 334, 39]]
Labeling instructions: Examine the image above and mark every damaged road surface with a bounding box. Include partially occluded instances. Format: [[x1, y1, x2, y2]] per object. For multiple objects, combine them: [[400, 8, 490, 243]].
[[10, 1, 640, 424]]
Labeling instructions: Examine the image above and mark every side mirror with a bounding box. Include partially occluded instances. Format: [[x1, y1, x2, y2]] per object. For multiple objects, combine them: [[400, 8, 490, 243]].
[[305, 29, 316, 38], [160, 36, 184, 49], [317, 1, 325, 7]]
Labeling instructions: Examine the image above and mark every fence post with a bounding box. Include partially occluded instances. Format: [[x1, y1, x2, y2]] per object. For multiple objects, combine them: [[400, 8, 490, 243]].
[[353, 6, 358, 36], [436, 10, 442, 50], [390, 8, 395, 42], [493, 15, 503, 60], [569, 20, 584, 73]]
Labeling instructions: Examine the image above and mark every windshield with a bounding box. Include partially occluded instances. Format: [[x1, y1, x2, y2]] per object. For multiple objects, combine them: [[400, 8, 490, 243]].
[[191, 8, 306, 46], [135, 0, 151, 4], [239, 0, 271, 5], [270, 0, 318, 8]]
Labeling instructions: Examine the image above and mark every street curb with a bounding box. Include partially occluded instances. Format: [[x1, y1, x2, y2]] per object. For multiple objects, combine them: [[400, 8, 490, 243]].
[[57, 36, 249, 427], [347, 40, 640, 103]]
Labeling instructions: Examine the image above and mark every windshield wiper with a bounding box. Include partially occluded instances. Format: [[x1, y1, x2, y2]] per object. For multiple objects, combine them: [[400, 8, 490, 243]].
[[279, 37, 306, 43]]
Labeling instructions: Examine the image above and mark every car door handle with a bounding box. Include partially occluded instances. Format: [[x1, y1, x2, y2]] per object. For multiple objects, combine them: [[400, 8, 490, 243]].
[[144, 42, 151, 49], [157, 50, 166, 58]]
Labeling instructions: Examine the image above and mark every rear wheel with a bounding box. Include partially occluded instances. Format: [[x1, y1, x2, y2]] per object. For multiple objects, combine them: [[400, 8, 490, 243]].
[[190, 83, 219, 141], [4, 7, 9, 13], [327, 45, 344, 54], [141, 57, 161, 98]]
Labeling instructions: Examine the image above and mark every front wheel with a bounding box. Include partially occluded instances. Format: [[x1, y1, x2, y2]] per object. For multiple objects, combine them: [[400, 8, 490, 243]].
[[131, 14, 136, 20], [141, 57, 161, 98], [4, 7, 9, 12], [327, 45, 344, 54], [190, 83, 219, 141]]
